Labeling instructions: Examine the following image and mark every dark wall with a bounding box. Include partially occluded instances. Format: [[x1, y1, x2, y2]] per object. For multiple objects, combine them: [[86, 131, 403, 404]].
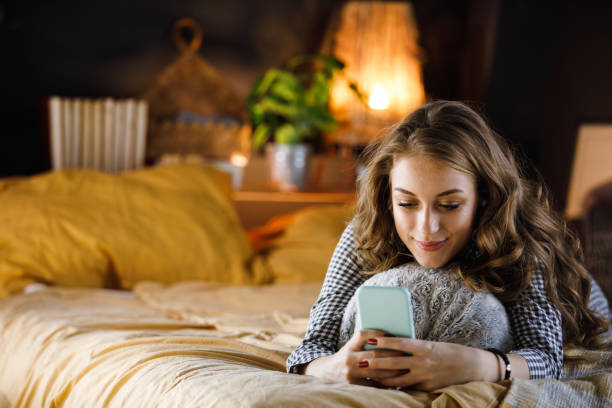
[[485, 1, 612, 210], [0, 0, 341, 176], [1, 0, 612, 209]]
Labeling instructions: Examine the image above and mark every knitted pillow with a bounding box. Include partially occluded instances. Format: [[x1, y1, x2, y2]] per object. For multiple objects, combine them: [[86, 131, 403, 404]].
[[338, 263, 514, 352]]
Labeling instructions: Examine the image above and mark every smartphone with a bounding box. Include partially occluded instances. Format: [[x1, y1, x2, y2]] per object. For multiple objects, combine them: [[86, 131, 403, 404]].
[[356, 286, 415, 353]]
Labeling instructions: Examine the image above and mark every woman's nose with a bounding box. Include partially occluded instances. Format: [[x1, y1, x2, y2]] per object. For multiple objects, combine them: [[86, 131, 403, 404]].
[[417, 208, 440, 234]]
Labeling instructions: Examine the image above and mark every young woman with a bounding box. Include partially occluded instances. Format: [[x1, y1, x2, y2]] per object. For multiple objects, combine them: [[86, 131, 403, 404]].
[[287, 100, 610, 390]]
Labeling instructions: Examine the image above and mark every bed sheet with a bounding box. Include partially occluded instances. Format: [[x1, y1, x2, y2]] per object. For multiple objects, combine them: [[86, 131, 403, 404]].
[[0, 283, 610, 408]]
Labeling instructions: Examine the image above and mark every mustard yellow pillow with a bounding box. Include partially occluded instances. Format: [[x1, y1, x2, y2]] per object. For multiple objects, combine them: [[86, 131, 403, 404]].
[[252, 205, 354, 284], [0, 164, 254, 297]]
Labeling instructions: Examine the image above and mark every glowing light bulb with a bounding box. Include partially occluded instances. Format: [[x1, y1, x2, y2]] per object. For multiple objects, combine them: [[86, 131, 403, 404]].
[[368, 83, 390, 110]]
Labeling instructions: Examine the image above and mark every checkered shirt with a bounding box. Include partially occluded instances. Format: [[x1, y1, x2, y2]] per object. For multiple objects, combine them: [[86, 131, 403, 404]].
[[287, 223, 611, 379]]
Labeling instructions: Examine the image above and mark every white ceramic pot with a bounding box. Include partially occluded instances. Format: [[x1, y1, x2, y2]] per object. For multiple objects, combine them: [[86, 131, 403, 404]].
[[265, 143, 310, 191]]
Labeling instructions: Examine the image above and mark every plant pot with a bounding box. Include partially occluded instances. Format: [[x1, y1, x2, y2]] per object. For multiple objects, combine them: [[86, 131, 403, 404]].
[[265, 143, 311, 191]]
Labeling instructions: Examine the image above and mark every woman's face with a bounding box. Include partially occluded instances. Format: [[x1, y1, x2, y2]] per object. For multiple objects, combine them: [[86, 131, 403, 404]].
[[390, 154, 479, 268]]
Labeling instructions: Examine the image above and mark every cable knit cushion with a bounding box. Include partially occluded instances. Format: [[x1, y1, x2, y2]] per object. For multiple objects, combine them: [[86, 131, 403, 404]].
[[338, 263, 514, 352]]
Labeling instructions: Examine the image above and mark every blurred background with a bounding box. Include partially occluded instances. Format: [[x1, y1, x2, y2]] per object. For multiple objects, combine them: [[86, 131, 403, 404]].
[[1, 0, 612, 211]]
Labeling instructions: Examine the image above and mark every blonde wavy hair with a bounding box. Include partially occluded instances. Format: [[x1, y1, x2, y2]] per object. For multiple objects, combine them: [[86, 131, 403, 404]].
[[354, 100, 609, 348]]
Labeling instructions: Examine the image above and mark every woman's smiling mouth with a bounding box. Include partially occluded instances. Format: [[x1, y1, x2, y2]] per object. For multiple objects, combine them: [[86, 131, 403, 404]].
[[414, 239, 448, 251]]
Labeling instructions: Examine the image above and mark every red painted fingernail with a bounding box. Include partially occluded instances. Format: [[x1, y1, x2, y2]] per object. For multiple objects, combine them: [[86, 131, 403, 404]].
[[367, 338, 378, 345], [358, 360, 369, 368]]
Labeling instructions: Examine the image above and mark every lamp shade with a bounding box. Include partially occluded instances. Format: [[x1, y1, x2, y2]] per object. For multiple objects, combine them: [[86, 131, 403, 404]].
[[322, 1, 425, 146], [566, 123, 612, 219]]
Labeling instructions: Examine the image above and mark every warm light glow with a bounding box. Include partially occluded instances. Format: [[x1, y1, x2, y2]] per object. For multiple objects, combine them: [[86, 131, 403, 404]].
[[229, 151, 248, 167], [368, 83, 389, 110], [324, 1, 426, 145]]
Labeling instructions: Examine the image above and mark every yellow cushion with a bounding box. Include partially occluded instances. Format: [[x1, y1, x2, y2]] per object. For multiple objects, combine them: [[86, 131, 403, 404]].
[[0, 164, 254, 297], [251, 205, 354, 284]]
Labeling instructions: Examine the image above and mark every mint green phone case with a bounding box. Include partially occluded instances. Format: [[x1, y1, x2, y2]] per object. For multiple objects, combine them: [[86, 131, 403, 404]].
[[357, 286, 415, 352]]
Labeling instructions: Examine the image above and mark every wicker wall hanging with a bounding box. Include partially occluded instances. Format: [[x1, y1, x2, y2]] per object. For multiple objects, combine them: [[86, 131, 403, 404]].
[[142, 18, 250, 163]]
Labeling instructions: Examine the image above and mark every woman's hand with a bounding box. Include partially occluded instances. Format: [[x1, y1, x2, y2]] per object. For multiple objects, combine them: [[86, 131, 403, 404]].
[[304, 331, 523, 391], [303, 329, 405, 385], [361, 336, 500, 391]]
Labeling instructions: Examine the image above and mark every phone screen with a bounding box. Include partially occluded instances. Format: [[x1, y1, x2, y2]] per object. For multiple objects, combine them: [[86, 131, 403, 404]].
[[357, 286, 415, 352]]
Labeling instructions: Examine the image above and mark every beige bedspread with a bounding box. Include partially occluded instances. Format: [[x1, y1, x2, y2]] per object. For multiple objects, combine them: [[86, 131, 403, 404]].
[[0, 283, 609, 408]]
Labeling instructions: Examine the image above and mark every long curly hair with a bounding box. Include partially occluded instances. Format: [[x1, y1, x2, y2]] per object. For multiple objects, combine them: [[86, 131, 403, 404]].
[[354, 100, 609, 348]]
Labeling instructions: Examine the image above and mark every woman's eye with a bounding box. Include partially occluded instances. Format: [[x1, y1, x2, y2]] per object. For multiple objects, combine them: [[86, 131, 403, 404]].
[[439, 203, 460, 210], [397, 201, 461, 210]]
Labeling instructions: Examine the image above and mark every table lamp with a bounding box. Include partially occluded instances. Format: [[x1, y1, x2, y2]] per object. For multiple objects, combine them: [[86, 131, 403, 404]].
[[321, 1, 425, 147]]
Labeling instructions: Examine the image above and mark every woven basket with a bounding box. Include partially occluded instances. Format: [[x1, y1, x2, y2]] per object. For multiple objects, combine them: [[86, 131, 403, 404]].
[[142, 18, 249, 162]]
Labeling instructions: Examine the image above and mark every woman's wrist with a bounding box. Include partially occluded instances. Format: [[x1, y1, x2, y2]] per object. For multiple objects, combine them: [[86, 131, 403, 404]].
[[474, 349, 530, 382], [475, 347, 504, 382], [486, 348, 511, 380], [303, 354, 334, 378]]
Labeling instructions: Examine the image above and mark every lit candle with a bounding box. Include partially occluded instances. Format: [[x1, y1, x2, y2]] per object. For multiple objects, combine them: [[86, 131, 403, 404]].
[[230, 151, 249, 167]]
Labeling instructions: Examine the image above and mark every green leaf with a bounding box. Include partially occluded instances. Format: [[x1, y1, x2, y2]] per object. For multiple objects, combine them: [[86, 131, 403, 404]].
[[256, 98, 299, 119], [292, 121, 311, 140], [269, 76, 302, 102], [248, 102, 265, 125], [305, 72, 329, 107], [246, 53, 351, 145], [307, 106, 338, 132], [251, 123, 270, 151], [274, 123, 299, 144], [251, 69, 281, 98], [318, 55, 344, 77], [274, 70, 300, 85]]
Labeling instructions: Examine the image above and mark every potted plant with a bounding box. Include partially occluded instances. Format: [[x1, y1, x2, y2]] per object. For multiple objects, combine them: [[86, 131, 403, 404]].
[[246, 54, 361, 191]]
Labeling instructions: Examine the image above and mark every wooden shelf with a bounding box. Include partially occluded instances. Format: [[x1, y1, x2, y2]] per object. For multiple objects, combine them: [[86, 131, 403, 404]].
[[233, 190, 355, 203], [231, 155, 357, 228], [232, 190, 355, 229]]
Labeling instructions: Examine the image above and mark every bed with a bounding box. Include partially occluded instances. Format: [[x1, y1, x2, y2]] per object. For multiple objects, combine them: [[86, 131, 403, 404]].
[[0, 164, 611, 408]]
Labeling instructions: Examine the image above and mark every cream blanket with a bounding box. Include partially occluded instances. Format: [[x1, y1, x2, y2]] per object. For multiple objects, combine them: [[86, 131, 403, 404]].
[[0, 283, 610, 408]]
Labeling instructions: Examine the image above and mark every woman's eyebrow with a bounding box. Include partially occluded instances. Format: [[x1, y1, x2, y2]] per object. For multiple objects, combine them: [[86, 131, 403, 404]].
[[393, 188, 465, 197]]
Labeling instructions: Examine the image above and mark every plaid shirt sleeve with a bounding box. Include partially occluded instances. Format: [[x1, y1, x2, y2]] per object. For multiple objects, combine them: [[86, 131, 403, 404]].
[[286, 223, 367, 373], [506, 264, 564, 379]]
